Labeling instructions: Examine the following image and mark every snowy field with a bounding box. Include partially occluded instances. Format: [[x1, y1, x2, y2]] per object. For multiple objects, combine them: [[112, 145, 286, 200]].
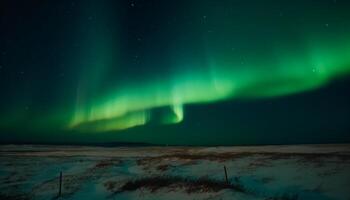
[[0, 144, 349, 200]]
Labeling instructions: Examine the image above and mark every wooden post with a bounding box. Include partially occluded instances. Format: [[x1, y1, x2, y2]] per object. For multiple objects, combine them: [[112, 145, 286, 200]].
[[224, 165, 229, 185], [58, 171, 62, 197]]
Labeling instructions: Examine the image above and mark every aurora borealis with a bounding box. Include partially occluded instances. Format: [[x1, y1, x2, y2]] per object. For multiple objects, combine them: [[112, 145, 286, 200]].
[[1, 0, 350, 145]]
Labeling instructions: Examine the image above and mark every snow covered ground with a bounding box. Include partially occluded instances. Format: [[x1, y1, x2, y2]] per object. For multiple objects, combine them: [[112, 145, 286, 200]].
[[0, 144, 349, 200]]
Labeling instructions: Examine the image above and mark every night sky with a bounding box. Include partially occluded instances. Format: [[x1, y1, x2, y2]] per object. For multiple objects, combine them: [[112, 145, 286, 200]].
[[1, 0, 350, 145]]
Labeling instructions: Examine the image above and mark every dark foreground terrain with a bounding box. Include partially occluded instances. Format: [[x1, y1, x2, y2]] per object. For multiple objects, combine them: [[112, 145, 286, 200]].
[[0, 144, 349, 200]]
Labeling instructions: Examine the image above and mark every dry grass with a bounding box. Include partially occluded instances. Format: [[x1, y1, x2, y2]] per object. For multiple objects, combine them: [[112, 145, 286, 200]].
[[114, 176, 246, 194], [137, 152, 350, 168]]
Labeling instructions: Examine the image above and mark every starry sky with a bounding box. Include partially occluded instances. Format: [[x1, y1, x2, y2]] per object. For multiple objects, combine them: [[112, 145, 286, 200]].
[[1, 0, 350, 145]]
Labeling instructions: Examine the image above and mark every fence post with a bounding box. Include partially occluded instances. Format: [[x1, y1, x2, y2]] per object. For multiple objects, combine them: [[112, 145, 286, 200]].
[[58, 171, 62, 197], [224, 165, 229, 185]]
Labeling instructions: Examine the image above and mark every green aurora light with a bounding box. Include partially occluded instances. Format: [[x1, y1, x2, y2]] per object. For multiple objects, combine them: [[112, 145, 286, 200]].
[[70, 36, 350, 132], [1, 0, 350, 143]]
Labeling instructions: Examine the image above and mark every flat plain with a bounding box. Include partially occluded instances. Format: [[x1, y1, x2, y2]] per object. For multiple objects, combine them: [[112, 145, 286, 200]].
[[0, 144, 349, 200]]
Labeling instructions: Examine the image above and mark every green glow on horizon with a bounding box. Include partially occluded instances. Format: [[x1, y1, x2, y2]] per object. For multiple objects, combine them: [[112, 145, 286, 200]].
[[69, 38, 350, 132], [2, 1, 350, 138]]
